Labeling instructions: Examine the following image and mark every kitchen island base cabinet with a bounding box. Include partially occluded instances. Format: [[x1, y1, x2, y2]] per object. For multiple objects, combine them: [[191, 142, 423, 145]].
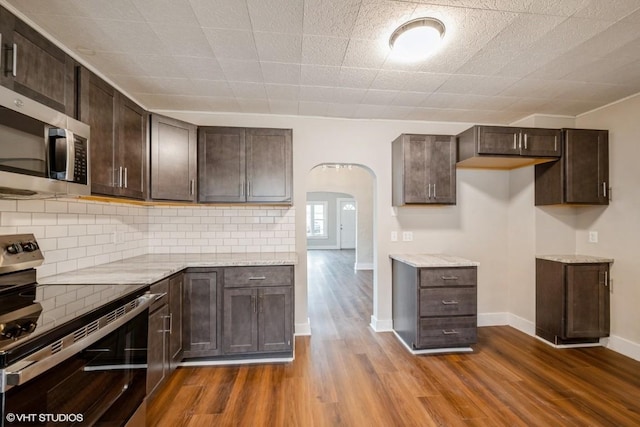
[[392, 259, 477, 351], [536, 257, 611, 345]]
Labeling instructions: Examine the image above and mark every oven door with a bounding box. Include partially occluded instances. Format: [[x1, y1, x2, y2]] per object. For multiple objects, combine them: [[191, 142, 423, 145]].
[[2, 310, 148, 427]]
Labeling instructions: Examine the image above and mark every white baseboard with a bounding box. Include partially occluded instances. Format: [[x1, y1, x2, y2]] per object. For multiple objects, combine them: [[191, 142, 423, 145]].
[[307, 245, 339, 250], [607, 334, 640, 362], [294, 318, 311, 336], [370, 315, 393, 332], [355, 262, 373, 271], [477, 312, 509, 327]]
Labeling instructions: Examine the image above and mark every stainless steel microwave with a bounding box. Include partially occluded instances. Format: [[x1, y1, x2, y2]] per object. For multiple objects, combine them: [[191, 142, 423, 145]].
[[0, 85, 90, 198]]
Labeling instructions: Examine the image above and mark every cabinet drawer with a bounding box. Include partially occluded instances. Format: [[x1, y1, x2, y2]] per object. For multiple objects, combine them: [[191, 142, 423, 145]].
[[419, 287, 476, 316], [418, 316, 477, 348], [224, 266, 293, 288], [149, 279, 169, 311], [420, 267, 476, 287]]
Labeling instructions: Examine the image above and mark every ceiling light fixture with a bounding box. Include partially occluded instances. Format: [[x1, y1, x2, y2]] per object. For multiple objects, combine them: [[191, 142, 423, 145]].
[[389, 17, 445, 61]]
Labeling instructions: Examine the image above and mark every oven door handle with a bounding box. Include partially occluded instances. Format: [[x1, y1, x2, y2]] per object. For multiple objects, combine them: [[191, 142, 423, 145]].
[[1, 293, 157, 392]]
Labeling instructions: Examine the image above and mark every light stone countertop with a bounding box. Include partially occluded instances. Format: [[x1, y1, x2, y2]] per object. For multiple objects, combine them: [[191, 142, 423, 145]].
[[536, 255, 614, 264], [38, 252, 298, 286], [389, 254, 479, 268]]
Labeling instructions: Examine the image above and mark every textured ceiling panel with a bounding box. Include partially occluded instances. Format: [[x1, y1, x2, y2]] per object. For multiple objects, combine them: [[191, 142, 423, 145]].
[[5, 0, 640, 123]]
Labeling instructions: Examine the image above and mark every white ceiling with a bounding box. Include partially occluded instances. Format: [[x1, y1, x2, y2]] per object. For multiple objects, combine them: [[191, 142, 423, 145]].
[[6, 0, 640, 123]]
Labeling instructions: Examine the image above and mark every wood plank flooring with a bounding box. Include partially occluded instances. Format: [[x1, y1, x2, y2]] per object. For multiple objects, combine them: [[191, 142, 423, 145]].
[[148, 250, 640, 426]]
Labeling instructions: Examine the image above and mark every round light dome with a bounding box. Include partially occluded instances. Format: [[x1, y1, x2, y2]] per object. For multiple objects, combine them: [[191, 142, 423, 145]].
[[389, 18, 446, 61]]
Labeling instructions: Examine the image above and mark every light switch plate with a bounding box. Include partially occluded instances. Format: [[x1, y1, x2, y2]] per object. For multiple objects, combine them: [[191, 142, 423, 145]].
[[588, 231, 598, 243], [402, 231, 413, 241], [391, 231, 398, 242]]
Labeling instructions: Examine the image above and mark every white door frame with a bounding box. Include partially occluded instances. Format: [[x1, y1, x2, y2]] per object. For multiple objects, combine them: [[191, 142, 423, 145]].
[[336, 197, 356, 250]]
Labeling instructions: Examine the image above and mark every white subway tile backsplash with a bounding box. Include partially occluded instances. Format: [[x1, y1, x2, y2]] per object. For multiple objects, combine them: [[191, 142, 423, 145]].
[[1, 200, 295, 277]]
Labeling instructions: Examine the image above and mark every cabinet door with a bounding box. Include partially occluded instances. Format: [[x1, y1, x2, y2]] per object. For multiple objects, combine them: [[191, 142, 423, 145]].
[[198, 127, 246, 202], [246, 128, 292, 203], [223, 288, 258, 354], [258, 287, 293, 352], [118, 97, 147, 200], [565, 264, 610, 339], [564, 129, 609, 204], [151, 115, 197, 201], [184, 272, 220, 357], [0, 7, 75, 115], [78, 69, 118, 196], [401, 135, 430, 203], [477, 126, 520, 155], [168, 274, 183, 370], [147, 304, 169, 396], [429, 136, 456, 204], [521, 128, 561, 157]]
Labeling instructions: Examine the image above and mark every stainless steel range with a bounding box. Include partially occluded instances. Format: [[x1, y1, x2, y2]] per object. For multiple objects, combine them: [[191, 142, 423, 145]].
[[0, 234, 155, 427]]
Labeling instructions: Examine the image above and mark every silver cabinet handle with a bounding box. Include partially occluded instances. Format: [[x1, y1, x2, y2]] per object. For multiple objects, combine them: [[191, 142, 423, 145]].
[[116, 166, 123, 188], [554, 136, 558, 152], [428, 183, 431, 199], [161, 314, 172, 333], [604, 271, 608, 287], [190, 179, 195, 196], [433, 184, 436, 198], [124, 167, 128, 188], [249, 276, 267, 280], [442, 330, 460, 335], [441, 300, 459, 305], [441, 276, 459, 280], [240, 182, 245, 196], [11, 43, 17, 77], [602, 182, 607, 198], [513, 134, 517, 150], [524, 133, 528, 150]]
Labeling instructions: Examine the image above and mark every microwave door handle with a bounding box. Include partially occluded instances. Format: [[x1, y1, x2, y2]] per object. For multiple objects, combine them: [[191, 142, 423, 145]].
[[65, 130, 75, 181]]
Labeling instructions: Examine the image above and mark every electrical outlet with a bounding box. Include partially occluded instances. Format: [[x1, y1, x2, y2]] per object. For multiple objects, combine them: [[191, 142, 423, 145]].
[[391, 231, 398, 242], [588, 231, 598, 243], [402, 231, 413, 242]]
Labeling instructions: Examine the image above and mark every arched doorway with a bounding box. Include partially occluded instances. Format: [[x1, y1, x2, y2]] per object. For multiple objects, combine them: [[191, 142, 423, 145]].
[[305, 163, 376, 333]]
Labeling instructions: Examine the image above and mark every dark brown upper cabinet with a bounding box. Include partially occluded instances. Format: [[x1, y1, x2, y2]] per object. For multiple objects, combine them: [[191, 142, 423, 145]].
[[78, 68, 147, 199], [457, 125, 562, 169], [392, 134, 456, 205], [198, 127, 292, 204], [0, 6, 76, 115], [535, 129, 609, 206], [150, 114, 197, 202]]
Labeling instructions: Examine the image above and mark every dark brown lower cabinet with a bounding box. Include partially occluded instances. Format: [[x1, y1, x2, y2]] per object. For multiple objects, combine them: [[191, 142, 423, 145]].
[[147, 280, 169, 399], [147, 275, 183, 400], [223, 266, 294, 356], [392, 260, 477, 350], [183, 269, 221, 358], [536, 258, 611, 345]]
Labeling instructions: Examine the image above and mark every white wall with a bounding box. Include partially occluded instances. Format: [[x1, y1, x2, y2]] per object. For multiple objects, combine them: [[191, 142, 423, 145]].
[[574, 95, 640, 356]]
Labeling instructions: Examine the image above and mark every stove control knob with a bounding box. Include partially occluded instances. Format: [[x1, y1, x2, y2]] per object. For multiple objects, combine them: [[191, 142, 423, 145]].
[[22, 241, 39, 252], [2, 325, 21, 339], [6, 243, 22, 254], [20, 321, 37, 333]]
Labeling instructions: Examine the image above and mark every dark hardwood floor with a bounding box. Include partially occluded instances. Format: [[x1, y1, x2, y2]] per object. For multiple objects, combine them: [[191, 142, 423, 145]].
[[148, 249, 640, 426]]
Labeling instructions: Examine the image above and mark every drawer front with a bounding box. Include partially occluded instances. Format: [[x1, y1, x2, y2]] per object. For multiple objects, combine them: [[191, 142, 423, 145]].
[[419, 287, 476, 316], [149, 278, 169, 311], [224, 266, 293, 288], [418, 316, 477, 348], [420, 267, 476, 287]]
